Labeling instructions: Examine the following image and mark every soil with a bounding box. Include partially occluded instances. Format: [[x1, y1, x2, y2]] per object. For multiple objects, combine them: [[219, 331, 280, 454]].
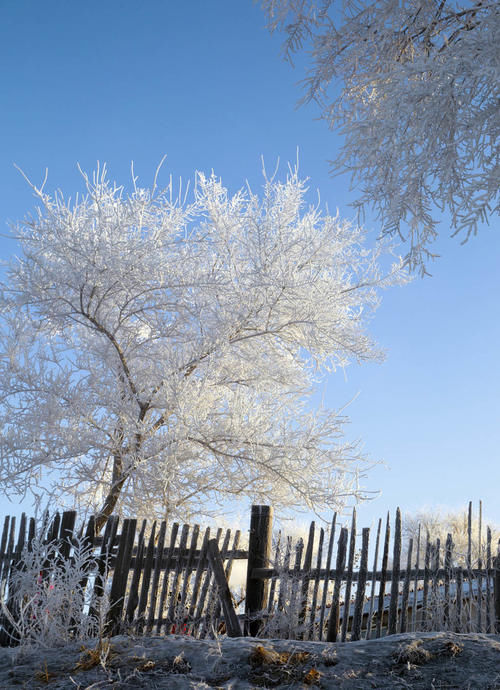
[[1, 631, 499, 689]]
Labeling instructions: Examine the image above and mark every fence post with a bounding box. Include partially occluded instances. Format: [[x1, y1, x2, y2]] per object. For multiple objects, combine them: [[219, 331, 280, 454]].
[[245, 505, 273, 637]]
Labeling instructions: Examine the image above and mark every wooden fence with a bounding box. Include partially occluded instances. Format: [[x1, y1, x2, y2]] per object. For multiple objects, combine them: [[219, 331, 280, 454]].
[[0, 510, 247, 645], [0, 502, 499, 646], [246, 504, 500, 641]]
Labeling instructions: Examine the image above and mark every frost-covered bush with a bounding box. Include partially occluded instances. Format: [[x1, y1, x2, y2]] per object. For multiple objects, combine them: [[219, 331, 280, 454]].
[[1, 534, 105, 648]]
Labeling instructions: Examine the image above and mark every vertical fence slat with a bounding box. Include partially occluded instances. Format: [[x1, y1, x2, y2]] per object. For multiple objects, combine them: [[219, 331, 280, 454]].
[[287, 537, 304, 639], [376, 513, 390, 639], [201, 529, 232, 638], [477, 501, 483, 632], [213, 529, 241, 626], [176, 524, 200, 633], [495, 542, 500, 634], [366, 518, 381, 640], [400, 538, 413, 633], [107, 519, 137, 635], [125, 520, 147, 624], [146, 520, 166, 634], [411, 524, 421, 633], [422, 536, 432, 630], [351, 527, 370, 641], [388, 507, 401, 635], [341, 509, 357, 642], [166, 523, 190, 630], [308, 526, 324, 640], [443, 533, 452, 630], [298, 521, 315, 640], [486, 527, 492, 632], [96, 515, 119, 597], [155, 522, 180, 634], [456, 566, 463, 632], [0, 516, 10, 586], [194, 527, 222, 638], [267, 531, 281, 616], [206, 538, 241, 637], [326, 526, 347, 642], [318, 512, 336, 642], [58, 511, 77, 561], [187, 527, 210, 633], [276, 535, 292, 637]]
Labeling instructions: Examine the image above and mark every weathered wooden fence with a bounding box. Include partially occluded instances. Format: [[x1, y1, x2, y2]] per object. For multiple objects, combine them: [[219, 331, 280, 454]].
[[0, 510, 246, 645], [0, 502, 499, 646], [246, 503, 500, 641]]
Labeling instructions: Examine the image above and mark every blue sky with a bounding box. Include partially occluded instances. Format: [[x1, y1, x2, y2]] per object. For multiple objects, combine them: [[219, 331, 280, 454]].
[[1, 1, 499, 532]]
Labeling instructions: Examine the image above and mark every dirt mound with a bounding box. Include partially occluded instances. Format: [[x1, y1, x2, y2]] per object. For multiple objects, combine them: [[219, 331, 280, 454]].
[[1, 631, 500, 688]]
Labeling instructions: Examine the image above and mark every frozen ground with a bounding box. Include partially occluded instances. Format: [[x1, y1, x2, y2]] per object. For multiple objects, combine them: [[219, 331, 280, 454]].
[[1, 631, 500, 689]]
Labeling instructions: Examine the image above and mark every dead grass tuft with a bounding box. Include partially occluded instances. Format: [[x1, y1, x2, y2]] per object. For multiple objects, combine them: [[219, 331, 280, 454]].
[[74, 638, 115, 672], [33, 661, 57, 683], [249, 644, 321, 687], [394, 639, 433, 666]]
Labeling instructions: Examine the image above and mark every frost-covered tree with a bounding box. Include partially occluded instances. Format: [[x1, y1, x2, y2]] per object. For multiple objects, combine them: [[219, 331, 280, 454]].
[[0, 163, 404, 531], [262, 0, 500, 272]]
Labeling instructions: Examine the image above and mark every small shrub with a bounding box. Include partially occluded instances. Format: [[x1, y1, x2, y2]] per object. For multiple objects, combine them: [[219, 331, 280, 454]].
[[1, 531, 107, 648]]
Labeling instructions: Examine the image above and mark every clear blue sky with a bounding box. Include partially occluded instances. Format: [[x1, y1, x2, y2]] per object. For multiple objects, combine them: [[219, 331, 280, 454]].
[[1, 1, 499, 531]]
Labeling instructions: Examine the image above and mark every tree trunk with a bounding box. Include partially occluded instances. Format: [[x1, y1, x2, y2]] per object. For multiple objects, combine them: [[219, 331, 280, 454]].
[[94, 454, 128, 533]]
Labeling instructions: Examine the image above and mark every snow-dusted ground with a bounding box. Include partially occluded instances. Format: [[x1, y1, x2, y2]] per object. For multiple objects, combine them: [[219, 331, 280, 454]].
[[1, 631, 500, 689]]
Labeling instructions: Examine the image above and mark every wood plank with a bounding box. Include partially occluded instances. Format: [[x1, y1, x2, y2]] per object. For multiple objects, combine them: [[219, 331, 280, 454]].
[[495, 540, 500, 634], [421, 535, 432, 630], [375, 513, 390, 639], [341, 509, 357, 641], [0, 515, 10, 585], [156, 522, 180, 634], [365, 518, 381, 640], [58, 511, 77, 561], [89, 514, 119, 620], [443, 533, 453, 629], [388, 507, 402, 635], [27, 517, 36, 550], [486, 527, 492, 633], [466, 501, 472, 633], [193, 527, 222, 638], [477, 500, 483, 632], [400, 538, 413, 633], [276, 535, 292, 637], [187, 527, 210, 634], [298, 521, 315, 640], [145, 520, 166, 634], [351, 527, 370, 641], [308, 526, 324, 640], [166, 523, 190, 630], [207, 538, 241, 637], [411, 524, 421, 632], [135, 520, 156, 635], [318, 513, 336, 641], [125, 520, 147, 623], [107, 519, 137, 635], [326, 526, 347, 642], [200, 529, 231, 638], [176, 524, 200, 633], [267, 531, 281, 615], [456, 566, 463, 632], [214, 529, 241, 625], [287, 537, 304, 639]]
